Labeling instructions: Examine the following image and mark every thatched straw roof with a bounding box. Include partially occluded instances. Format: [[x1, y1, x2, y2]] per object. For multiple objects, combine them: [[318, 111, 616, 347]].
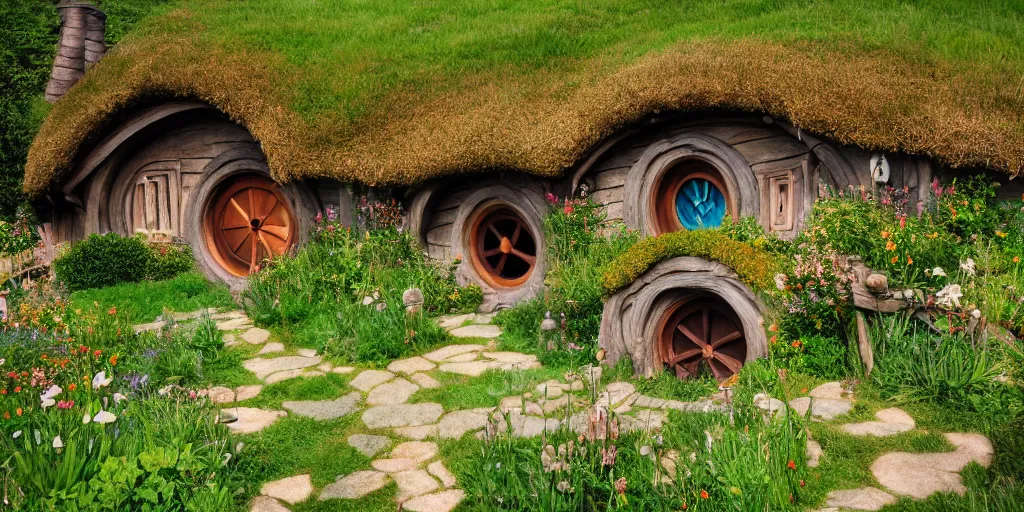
[[24, 1, 1024, 196]]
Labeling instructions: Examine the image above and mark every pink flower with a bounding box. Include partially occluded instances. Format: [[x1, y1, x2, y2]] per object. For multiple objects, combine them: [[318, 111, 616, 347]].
[[315, 212, 323, 223], [57, 400, 74, 409], [563, 205, 574, 215], [545, 192, 557, 204]]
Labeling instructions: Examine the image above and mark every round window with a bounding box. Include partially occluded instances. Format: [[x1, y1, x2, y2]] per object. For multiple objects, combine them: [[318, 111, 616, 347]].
[[468, 205, 538, 288], [652, 160, 732, 234]]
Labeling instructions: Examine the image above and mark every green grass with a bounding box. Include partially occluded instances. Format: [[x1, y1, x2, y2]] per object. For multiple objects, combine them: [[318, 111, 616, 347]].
[[68, 271, 235, 323], [411, 366, 563, 411]]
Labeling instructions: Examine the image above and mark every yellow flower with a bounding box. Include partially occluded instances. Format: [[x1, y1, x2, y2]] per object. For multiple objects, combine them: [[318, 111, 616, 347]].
[[996, 231, 1008, 238]]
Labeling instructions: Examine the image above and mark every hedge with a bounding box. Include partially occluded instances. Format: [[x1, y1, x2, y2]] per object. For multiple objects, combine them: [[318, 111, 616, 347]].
[[601, 230, 783, 294]]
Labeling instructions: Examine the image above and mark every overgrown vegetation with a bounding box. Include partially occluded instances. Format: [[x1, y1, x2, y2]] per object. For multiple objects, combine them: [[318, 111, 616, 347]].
[[242, 199, 481, 363]]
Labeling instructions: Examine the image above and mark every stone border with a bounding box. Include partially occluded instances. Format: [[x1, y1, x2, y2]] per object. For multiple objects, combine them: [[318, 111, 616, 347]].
[[622, 133, 759, 235], [448, 183, 548, 310], [598, 256, 767, 377]]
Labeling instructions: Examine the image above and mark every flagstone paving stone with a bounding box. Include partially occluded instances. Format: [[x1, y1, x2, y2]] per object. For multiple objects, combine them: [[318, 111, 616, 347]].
[[402, 490, 465, 512], [242, 327, 271, 345], [244, 356, 323, 380], [445, 352, 481, 363], [348, 434, 391, 458], [789, 396, 853, 420], [223, 408, 286, 434], [393, 469, 439, 499], [257, 343, 285, 355], [371, 457, 418, 473], [427, 461, 457, 488], [260, 474, 313, 504], [250, 495, 291, 512], [394, 425, 438, 440], [390, 441, 439, 463], [387, 356, 436, 374], [871, 433, 993, 499], [842, 408, 916, 437], [448, 324, 503, 339], [283, 391, 362, 420], [366, 378, 419, 405], [825, 487, 897, 511], [235, 385, 263, 401], [319, 471, 389, 500], [363, 403, 444, 429], [350, 370, 396, 391], [265, 369, 305, 384], [409, 372, 441, 389], [422, 344, 486, 362]]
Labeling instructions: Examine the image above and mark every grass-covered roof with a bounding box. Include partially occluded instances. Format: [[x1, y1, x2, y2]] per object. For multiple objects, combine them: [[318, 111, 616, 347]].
[[23, 0, 1024, 196]]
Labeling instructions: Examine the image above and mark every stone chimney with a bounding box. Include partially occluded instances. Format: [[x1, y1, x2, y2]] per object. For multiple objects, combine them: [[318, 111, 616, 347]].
[[45, 1, 107, 103]]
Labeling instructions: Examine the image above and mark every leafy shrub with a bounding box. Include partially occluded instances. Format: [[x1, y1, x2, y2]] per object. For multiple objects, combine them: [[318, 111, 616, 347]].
[[0, 206, 37, 255], [144, 242, 195, 281], [602, 229, 783, 294], [53, 233, 151, 292], [775, 250, 854, 340], [770, 334, 849, 379]]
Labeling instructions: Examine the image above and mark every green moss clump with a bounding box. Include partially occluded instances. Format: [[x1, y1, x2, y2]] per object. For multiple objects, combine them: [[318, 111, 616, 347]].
[[601, 230, 783, 294]]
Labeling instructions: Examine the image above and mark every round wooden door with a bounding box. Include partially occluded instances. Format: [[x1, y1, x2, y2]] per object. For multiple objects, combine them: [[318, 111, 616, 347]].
[[205, 175, 295, 276], [469, 207, 537, 288], [658, 296, 747, 381]]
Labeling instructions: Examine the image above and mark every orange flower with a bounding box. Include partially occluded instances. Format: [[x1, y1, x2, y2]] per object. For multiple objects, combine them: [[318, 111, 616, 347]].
[[1014, 256, 1021, 264], [787, 460, 797, 470], [791, 340, 802, 348], [906, 256, 914, 265], [770, 336, 777, 344], [109, 355, 118, 366], [93, 350, 102, 358], [699, 489, 709, 499], [107, 307, 117, 316], [3, 411, 9, 420], [891, 256, 899, 264], [881, 231, 890, 239], [68, 383, 77, 391], [885, 241, 897, 252], [15, 408, 22, 416]]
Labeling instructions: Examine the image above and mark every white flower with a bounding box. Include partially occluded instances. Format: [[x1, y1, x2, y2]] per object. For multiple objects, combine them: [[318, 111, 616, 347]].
[[12, 430, 21, 439], [960, 258, 976, 276], [41, 397, 56, 409], [113, 392, 127, 404], [936, 284, 963, 308], [93, 410, 117, 424], [33, 430, 40, 445], [82, 412, 91, 424], [40, 385, 62, 408], [92, 371, 112, 390], [0, 358, 5, 366], [774, 273, 787, 291], [52, 435, 63, 449], [971, 309, 982, 319], [931, 267, 947, 277]]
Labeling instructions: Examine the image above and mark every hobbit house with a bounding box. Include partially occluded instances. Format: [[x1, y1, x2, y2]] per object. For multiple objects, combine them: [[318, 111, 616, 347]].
[[24, 4, 1024, 382]]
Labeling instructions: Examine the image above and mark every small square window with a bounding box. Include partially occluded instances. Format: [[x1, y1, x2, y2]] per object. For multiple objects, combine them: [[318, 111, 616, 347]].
[[767, 174, 794, 232]]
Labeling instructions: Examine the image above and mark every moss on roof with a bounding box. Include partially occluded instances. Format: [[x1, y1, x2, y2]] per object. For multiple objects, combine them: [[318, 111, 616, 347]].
[[24, 0, 1024, 197]]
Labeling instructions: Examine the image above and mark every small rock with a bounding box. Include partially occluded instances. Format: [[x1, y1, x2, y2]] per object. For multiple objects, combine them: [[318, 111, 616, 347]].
[[393, 469, 439, 499], [388, 356, 436, 374], [825, 487, 896, 511], [203, 386, 235, 404], [422, 344, 486, 362], [371, 458, 418, 473], [319, 471, 389, 500], [366, 378, 420, 406], [283, 392, 362, 420], [403, 288, 424, 307], [449, 324, 503, 339], [332, 366, 355, 374], [809, 381, 851, 400], [602, 382, 636, 407], [350, 370, 396, 392], [427, 461, 457, 488], [753, 393, 786, 413], [261, 474, 313, 504], [409, 373, 441, 389], [542, 395, 570, 415], [376, 302, 387, 312], [242, 328, 271, 345], [535, 380, 567, 399], [297, 348, 317, 357], [258, 343, 285, 355], [235, 385, 263, 401], [633, 395, 667, 409], [250, 495, 290, 512], [362, 403, 444, 429], [224, 408, 286, 434], [403, 489, 465, 512], [348, 434, 391, 458], [390, 441, 438, 463], [790, 397, 852, 420], [362, 296, 375, 306], [866, 274, 889, 294]]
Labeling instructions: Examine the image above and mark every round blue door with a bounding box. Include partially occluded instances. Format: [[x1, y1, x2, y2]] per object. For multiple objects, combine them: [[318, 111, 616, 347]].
[[675, 178, 727, 230]]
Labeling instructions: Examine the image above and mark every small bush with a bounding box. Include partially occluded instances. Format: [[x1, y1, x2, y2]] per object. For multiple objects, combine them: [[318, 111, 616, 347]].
[[53, 233, 151, 292], [145, 242, 195, 281]]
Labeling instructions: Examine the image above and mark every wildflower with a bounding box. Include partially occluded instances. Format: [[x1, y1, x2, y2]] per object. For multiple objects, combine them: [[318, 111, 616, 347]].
[[899, 216, 907, 228], [996, 231, 1008, 238], [12, 430, 21, 439], [700, 489, 709, 499], [16, 408, 22, 416], [107, 307, 116, 316], [960, 258, 976, 276], [891, 256, 898, 264], [109, 355, 118, 366], [1014, 256, 1021, 264], [681, 503, 688, 510], [936, 284, 963, 308], [82, 412, 90, 424], [52, 435, 63, 449], [790, 340, 802, 349], [68, 383, 76, 391], [885, 241, 897, 252], [774, 273, 787, 291], [14, 386, 21, 393], [314, 211, 323, 223], [2, 411, 8, 420], [931, 267, 947, 277], [545, 192, 557, 204], [92, 371, 112, 390], [800, 480, 806, 487], [113, 392, 127, 404], [93, 350, 102, 358], [881, 231, 890, 239], [57, 400, 74, 409], [601, 445, 618, 466], [614, 477, 627, 495], [787, 460, 797, 470], [556, 480, 574, 493], [563, 204, 574, 215], [93, 410, 116, 424], [906, 256, 914, 265]]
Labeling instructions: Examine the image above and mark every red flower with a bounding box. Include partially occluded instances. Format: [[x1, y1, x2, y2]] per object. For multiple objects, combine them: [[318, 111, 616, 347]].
[[13, 386, 20, 393], [107, 307, 117, 316], [93, 350, 102, 358], [681, 504, 688, 510], [563, 204, 574, 215], [787, 460, 796, 470], [699, 489, 709, 499], [6, 371, 15, 379], [68, 383, 77, 391], [799, 480, 806, 487]]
